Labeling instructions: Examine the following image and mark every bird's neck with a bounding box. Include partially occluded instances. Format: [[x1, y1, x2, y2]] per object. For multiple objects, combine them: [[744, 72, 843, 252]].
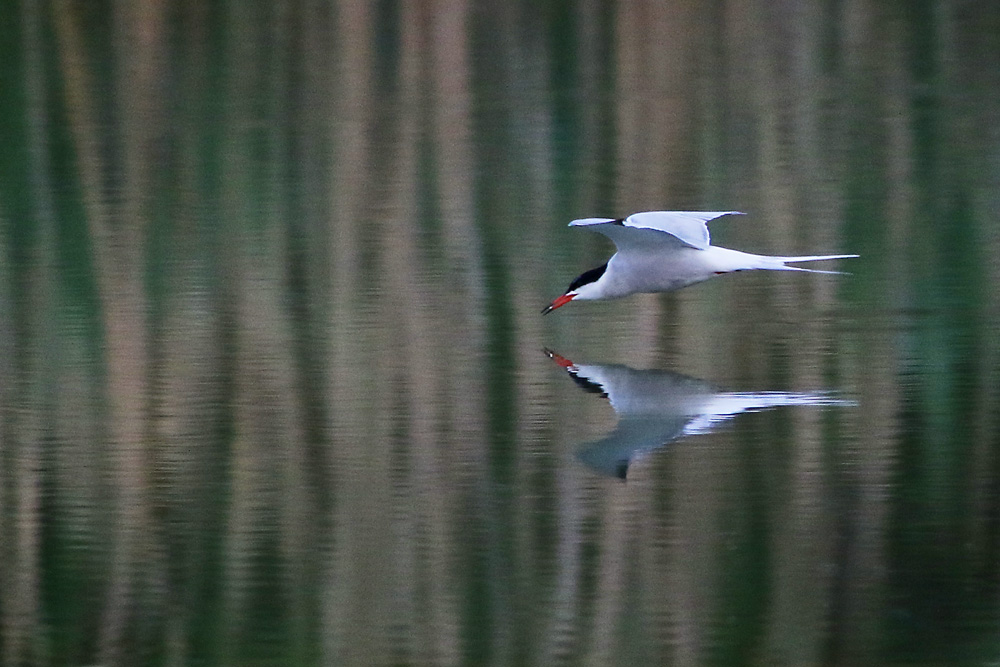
[[575, 267, 628, 301]]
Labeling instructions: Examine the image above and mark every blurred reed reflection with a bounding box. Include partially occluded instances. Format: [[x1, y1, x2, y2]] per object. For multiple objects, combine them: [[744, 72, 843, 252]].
[[0, 0, 999, 666]]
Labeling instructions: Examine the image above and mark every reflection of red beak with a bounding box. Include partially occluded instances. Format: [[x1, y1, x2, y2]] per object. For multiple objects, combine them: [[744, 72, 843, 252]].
[[541, 293, 575, 315], [543, 348, 576, 369]]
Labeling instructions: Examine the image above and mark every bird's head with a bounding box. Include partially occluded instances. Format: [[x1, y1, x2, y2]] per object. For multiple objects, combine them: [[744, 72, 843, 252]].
[[542, 263, 608, 314]]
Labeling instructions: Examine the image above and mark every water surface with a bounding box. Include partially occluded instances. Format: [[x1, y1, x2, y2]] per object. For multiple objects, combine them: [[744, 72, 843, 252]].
[[1, 2, 999, 665]]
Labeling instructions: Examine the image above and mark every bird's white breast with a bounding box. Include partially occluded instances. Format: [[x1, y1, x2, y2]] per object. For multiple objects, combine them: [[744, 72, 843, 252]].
[[602, 248, 719, 296]]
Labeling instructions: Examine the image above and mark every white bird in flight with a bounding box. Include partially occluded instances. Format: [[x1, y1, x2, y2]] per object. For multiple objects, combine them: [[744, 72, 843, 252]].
[[542, 211, 858, 314]]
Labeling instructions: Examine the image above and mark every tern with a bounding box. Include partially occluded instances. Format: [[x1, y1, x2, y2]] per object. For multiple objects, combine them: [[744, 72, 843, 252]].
[[545, 349, 853, 479], [542, 211, 858, 314]]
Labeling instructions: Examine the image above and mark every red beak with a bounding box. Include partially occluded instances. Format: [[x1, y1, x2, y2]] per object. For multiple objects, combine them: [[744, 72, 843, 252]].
[[541, 293, 575, 315]]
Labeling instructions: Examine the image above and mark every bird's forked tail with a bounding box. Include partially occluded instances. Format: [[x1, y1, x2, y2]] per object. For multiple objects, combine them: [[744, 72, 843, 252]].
[[761, 253, 859, 275]]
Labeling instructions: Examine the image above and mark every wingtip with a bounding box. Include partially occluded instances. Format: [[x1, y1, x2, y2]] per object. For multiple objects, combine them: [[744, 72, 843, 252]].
[[568, 217, 616, 227], [569, 211, 745, 226]]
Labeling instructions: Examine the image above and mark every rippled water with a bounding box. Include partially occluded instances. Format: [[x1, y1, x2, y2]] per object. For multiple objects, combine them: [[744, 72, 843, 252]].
[[2, 2, 1000, 665]]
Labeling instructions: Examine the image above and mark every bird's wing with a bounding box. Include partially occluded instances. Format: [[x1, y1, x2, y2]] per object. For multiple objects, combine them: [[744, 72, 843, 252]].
[[570, 211, 742, 251], [575, 416, 691, 479]]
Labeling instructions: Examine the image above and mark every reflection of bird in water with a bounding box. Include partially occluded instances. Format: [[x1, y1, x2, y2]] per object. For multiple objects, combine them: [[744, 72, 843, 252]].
[[542, 211, 857, 314], [545, 349, 853, 479]]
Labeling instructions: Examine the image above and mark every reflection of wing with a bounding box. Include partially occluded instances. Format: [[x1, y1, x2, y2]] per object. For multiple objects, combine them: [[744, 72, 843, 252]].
[[570, 211, 742, 251], [576, 416, 692, 480], [574, 388, 849, 479], [557, 361, 721, 479]]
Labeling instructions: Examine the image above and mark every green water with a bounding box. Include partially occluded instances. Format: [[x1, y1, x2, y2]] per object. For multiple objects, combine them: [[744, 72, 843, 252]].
[[1, 1, 999, 665]]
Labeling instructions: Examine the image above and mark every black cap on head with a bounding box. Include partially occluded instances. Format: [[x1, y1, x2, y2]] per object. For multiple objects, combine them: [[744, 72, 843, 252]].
[[567, 262, 608, 293]]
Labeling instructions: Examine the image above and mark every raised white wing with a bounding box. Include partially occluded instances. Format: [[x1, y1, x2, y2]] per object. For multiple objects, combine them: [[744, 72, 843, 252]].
[[570, 211, 743, 251]]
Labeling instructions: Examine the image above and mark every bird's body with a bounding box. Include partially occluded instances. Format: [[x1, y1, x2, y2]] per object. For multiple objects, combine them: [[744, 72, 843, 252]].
[[543, 211, 858, 314]]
